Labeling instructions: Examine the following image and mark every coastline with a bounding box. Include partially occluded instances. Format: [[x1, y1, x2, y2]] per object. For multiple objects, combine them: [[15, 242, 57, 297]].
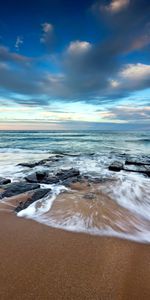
[[0, 211, 150, 300]]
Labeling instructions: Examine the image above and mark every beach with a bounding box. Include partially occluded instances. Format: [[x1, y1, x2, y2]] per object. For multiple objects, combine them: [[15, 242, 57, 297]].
[[0, 130, 150, 299], [0, 211, 150, 300]]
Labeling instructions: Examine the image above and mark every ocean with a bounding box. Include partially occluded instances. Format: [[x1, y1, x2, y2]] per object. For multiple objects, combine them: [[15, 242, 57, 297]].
[[0, 130, 150, 243]]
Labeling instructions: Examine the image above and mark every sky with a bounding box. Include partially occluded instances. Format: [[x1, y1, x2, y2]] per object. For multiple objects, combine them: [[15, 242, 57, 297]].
[[0, 0, 150, 130]]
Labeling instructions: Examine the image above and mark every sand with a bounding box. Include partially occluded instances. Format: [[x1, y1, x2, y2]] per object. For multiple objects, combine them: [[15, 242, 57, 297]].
[[0, 211, 150, 300]]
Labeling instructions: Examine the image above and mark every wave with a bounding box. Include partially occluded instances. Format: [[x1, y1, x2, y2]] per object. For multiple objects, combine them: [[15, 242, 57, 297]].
[[0, 147, 49, 153], [125, 139, 150, 143], [15, 174, 150, 244]]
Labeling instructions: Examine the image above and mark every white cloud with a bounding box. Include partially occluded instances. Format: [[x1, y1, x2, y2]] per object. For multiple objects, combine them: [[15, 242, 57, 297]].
[[102, 0, 130, 14], [110, 79, 120, 88], [40, 22, 53, 43], [121, 63, 150, 80], [67, 40, 92, 55], [15, 36, 23, 51], [109, 63, 150, 96], [41, 23, 53, 33]]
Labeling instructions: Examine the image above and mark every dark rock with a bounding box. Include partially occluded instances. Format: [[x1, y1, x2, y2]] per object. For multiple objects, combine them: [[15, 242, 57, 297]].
[[62, 175, 82, 187], [56, 152, 80, 157], [123, 165, 150, 177], [18, 156, 61, 168], [109, 161, 123, 172], [83, 193, 96, 200], [0, 182, 40, 199], [31, 188, 51, 201], [25, 173, 38, 183], [0, 177, 11, 185], [25, 171, 49, 183], [55, 154, 64, 158], [56, 168, 80, 181], [15, 188, 51, 213], [43, 176, 59, 184], [18, 162, 41, 168], [125, 156, 150, 166], [36, 171, 48, 181], [25, 168, 80, 184], [25, 171, 59, 184]]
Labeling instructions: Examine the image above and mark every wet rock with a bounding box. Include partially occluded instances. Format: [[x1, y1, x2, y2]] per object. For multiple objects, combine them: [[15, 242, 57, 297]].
[[18, 162, 41, 168], [25, 168, 80, 185], [44, 176, 60, 184], [15, 188, 51, 213], [0, 182, 40, 199], [56, 168, 80, 181], [83, 193, 96, 200], [0, 177, 11, 185], [56, 152, 81, 157], [25, 171, 49, 183], [123, 165, 150, 177], [25, 171, 59, 184], [109, 161, 123, 172], [18, 156, 60, 168], [125, 156, 150, 166], [25, 173, 39, 183], [62, 175, 82, 187]]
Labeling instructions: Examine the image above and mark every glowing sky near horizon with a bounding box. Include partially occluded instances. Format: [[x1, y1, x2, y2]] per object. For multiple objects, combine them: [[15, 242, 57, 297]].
[[0, 0, 150, 130]]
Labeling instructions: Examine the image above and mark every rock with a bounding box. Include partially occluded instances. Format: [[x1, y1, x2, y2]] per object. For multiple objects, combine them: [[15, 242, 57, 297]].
[[25, 168, 80, 184], [25, 173, 38, 183], [125, 156, 150, 166], [0, 177, 11, 185], [56, 168, 80, 181], [109, 161, 123, 172], [25, 171, 59, 184], [0, 182, 40, 199], [25, 171, 48, 183], [15, 188, 51, 213], [123, 165, 150, 177], [62, 175, 82, 187], [18, 156, 61, 168], [43, 176, 59, 184], [18, 162, 41, 168], [83, 193, 96, 200]]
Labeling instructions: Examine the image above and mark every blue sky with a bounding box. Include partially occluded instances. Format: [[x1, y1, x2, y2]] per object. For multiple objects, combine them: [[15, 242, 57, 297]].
[[0, 0, 150, 130]]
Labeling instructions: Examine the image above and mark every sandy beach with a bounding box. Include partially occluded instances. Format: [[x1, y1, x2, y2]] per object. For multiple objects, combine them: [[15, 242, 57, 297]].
[[0, 211, 150, 300]]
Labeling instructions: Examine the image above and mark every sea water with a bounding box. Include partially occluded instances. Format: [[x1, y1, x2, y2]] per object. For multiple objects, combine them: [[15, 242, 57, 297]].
[[0, 130, 150, 243]]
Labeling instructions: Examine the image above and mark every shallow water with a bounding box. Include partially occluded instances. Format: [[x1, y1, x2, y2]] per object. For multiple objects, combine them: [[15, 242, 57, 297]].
[[0, 130, 150, 243]]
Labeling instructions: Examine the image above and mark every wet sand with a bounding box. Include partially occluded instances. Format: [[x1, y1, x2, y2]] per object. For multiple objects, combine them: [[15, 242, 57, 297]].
[[0, 212, 150, 300]]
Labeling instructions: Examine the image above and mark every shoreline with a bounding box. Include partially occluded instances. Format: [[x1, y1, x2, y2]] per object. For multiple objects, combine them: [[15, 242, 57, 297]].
[[0, 212, 150, 299]]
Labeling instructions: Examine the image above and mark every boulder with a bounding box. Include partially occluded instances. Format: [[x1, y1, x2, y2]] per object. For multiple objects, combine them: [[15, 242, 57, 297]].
[[56, 168, 80, 181], [25, 171, 48, 183], [62, 175, 82, 187], [0, 182, 40, 199], [125, 156, 150, 166], [18, 156, 60, 168], [25, 168, 80, 185], [25, 171, 59, 184], [15, 188, 51, 213], [0, 177, 11, 185], [109, 161, 123, 172], [123, 165, 150, 177], [43, 176, 59, 184]]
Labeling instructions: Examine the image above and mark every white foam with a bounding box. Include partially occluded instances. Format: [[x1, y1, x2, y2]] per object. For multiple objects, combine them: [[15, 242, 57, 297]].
[[17, 185, 68, 218], [102, 174, 150, 221]]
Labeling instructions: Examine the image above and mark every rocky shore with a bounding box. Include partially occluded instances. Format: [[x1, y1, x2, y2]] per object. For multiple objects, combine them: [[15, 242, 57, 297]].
[[0, 153, 150, 215]]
